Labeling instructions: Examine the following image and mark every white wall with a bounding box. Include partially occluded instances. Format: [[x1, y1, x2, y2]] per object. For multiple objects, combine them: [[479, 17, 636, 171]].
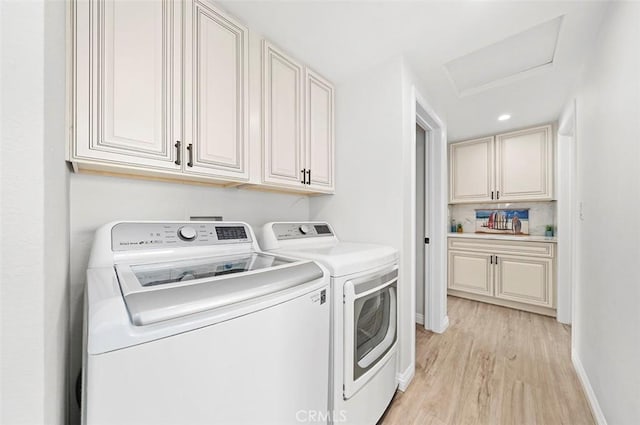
[[67, 173, 310, 423], [0, 1, 69, 423], [44, 0, 70, 423], [572, 3, 640, 424], [309, 56, 406, 368], [310, 56, 447, 389]]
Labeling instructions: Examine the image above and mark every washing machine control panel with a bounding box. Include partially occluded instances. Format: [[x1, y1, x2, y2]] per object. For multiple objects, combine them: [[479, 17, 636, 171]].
[[273, 222, 334, 240], [111, 222, 251, 251]]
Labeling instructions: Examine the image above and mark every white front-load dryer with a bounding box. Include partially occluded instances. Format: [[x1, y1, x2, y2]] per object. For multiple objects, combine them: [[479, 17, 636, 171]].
[[259, 222, 399, 425]]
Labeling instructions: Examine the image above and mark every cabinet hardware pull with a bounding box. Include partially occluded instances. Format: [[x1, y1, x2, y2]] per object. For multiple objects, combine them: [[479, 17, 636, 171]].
[[495, 255, 498, 264], [187, 143, 193, 167], [490, 255, 493, 264], [300, 169, 306, 184], [497, 191, 500, 200], [306, 169, 311, 185], [174, 141, 181, 165], [491, 191, 494, 200]]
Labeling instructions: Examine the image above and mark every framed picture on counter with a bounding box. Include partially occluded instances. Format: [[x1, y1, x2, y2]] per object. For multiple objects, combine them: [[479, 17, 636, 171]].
[[475, 209, 529, 235]]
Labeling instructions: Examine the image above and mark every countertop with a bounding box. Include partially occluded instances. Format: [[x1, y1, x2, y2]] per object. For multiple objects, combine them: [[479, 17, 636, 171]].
[[447, 233, 557, 243]]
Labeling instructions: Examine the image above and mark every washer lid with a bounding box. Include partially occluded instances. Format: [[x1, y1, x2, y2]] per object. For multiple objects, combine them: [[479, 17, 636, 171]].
[[115, 254, 323, 325], [273, 242, 398, 277]]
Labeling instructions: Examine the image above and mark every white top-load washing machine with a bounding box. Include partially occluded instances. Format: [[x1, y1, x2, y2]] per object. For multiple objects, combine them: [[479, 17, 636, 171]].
[[259, 222, 399, 425], [83, 221, 330, 425]]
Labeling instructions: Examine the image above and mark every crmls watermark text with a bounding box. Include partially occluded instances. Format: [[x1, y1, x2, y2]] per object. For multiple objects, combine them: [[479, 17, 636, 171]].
[[296, 410, 348, 423]]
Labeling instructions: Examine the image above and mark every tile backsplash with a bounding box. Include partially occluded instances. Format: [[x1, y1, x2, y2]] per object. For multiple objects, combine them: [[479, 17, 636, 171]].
[[448, 201, 556, 236]]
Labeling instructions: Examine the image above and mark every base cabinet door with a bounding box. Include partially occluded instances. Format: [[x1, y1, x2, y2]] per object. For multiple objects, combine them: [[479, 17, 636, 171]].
[[71, 0, 182, 171], [494, 255, 553, 308], [182, 0, 249, 181], [495, 125, 553, 201], [448, 250, 493, 296]]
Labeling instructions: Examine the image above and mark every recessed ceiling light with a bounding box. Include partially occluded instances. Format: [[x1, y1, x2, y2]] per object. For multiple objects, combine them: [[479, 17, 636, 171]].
[[498, 114, 511, 121]]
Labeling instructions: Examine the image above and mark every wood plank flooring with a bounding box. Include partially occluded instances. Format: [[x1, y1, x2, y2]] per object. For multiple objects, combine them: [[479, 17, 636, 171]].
[[381, 296, 594, 425]]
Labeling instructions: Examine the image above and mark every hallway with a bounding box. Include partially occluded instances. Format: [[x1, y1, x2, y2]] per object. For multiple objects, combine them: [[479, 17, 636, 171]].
[[382, 297, 594, 425]]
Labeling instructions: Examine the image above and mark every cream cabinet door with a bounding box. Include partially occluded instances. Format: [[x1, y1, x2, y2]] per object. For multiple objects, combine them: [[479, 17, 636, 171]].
[[305, 69, 335, 192], [71, 0, 181, 170], [494, 255, 553, 307], [183, 0, 249, 180], [262, 41, 305, 188], [495, 125, 553, 201], [449, 137, 494, 203], [448, 250, 493, 296]]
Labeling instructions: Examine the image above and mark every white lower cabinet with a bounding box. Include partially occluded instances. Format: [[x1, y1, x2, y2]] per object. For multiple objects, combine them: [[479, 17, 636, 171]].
[[448, 251, 493, 296], [447, 237, 556, 315], [495, 255, 553, 308]]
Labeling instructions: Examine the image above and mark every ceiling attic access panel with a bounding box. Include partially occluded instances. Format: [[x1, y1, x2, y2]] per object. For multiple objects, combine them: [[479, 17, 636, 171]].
[[445, 16, 563, 96]]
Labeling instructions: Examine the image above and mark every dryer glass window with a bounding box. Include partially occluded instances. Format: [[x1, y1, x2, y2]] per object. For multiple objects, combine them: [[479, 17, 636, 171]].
[[355, 290, 391, 361], [131, 254, 291, 286]]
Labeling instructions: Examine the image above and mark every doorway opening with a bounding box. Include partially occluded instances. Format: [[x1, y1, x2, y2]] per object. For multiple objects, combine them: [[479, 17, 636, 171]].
[[415, 123, 430, 326], [398, 87, 447, 392]]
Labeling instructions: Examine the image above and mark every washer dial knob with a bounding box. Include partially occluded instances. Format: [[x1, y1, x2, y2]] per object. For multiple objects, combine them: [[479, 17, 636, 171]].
[[178, 226, 197, 241], [299, 225, 312, 235]]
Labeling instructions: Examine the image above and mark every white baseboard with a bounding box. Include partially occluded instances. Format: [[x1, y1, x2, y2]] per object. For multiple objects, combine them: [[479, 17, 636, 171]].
[[432, 315, 449, 334], [396, 362, 415, 392], [572, 348, 608, 425], [415, 313, 424, 325]]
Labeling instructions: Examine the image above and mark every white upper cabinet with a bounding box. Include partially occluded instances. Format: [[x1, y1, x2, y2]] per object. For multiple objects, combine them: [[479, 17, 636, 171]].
[[262, 41, 335, 193], [495, 125, 553, 201], [183, 0, 249, 180], [262, 41, 305, 187], [449, 137, 494, 203], [449, 124, 553, 203], [69, 1, 334, 193], [305, 69, 335, 192], [69, 0, 182, 171]]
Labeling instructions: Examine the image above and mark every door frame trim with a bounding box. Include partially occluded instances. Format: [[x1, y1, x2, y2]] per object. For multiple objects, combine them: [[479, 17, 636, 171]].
[[402, 85, 448, 390]]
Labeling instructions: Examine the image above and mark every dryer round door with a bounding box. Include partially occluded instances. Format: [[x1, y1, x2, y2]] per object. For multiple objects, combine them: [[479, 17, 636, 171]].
[[343, 266, 398, 399]]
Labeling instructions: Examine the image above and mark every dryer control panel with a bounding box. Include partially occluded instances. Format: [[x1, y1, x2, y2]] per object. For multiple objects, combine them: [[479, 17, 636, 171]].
[[111, 222, 252, 251], [272, 222, 334, 240]]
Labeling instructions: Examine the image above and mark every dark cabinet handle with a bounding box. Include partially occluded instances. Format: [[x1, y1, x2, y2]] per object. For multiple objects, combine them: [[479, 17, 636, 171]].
[[497, 191, 500, 200], [300, 169, 306, 184], [495, 255, 499, 264], [306, 169, 311, 185], [490, 255, 493, 264], [187, 143, 193, 167], [491, 191, 494, 200], [174, 141, 181, 165]]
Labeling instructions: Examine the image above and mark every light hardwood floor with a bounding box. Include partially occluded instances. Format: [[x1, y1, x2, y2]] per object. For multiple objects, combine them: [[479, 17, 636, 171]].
[[381, 296, 594, 425]]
